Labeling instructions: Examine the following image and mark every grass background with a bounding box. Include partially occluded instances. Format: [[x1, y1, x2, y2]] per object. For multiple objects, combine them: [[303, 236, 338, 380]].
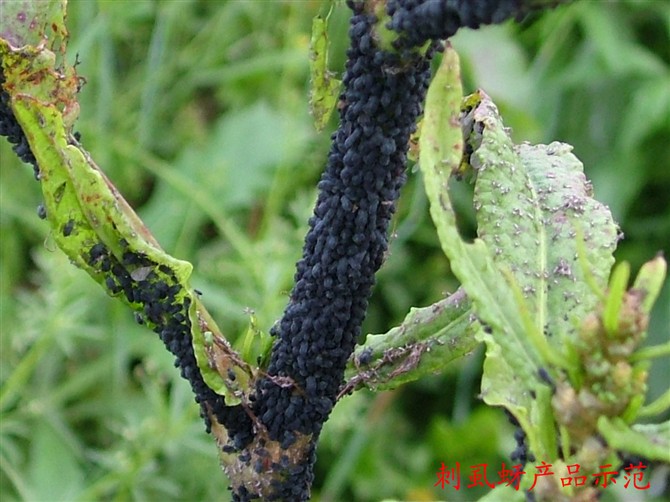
[[1, 0, 668, 501]]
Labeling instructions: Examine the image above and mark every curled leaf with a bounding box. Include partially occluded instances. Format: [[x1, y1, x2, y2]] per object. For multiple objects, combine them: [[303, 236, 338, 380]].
[[342, 289, 478, 394], [1, 25, 251, 407]]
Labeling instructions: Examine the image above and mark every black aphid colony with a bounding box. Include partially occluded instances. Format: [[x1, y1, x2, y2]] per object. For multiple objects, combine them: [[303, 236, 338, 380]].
[[254, 5, 432, 440], [506, 409, 535, 466], [87, 240, 252, 445], [3, 2, 563, 499], [2, 65, 253, 446], [387, 0, 532, 50], [245, 2, 435, 499], [241, 1, 545, 498], [0, 70, 40, 179]]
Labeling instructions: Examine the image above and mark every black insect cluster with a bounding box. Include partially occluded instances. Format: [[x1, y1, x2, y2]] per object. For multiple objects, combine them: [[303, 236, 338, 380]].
[[0, 70, 39, 179], [229, 442, 317, 502], [505, 409, 535, 466], [387, 0, 529, 49], [1, 67, 253, 447], [4, 2, 555, 499], [244, 2, 434, 500], [89, 240, 253, 444]]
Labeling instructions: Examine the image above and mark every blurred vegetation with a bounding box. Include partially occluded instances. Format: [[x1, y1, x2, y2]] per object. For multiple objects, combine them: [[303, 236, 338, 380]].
[[1, 1, 668, 501]]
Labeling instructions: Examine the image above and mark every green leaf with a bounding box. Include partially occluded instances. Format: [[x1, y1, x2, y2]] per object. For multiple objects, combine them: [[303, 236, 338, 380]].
[[420, 44, 620, 464], [420, 46, 548, 454], [467, 100, 619, 350], [420, 52, 543, 374], [603, 262, 630, 337], [638, 387, 670, 418], [598, 417, 670, 463], [343, 289, 478, 393], [309, 13, 341, 132], [632, 254, 667, 315]]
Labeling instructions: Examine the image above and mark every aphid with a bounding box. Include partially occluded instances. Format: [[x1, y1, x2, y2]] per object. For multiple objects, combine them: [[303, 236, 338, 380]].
[[62, 219, 75, 237], [105, 276, 121, 295], [280, 431, 296, 449], [134, 312, 144, 325], [252, 459, 264, 474], [153, 281, 169, 299], [305, 376, 317, 395], [89, 243, 107, 261], [356, 347, 373, 366], [37, 203, 47, 219], [166, 302, 182, 315], [538, 367, 556, 392], [514, 428, 526, 443], [181, 365, 193, 380], [144, 301, 163, 322], [122, 251, 138, 265], [111, 263, 132, 286], [123, 284, 138, 303]]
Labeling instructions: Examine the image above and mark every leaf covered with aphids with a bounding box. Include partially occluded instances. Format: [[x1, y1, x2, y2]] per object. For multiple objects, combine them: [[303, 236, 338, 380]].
[[0, 16, 253, 426], [420, 43, 620, 466]]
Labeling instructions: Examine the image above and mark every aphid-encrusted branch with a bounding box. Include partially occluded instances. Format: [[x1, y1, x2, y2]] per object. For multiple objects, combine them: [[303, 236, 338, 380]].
[[245, 2, 435, 498], [1, 1, 575, 500]]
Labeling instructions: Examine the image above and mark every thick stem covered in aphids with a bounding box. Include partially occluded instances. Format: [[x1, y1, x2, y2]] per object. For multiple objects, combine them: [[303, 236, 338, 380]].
[[246, 3, 434, 499]]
